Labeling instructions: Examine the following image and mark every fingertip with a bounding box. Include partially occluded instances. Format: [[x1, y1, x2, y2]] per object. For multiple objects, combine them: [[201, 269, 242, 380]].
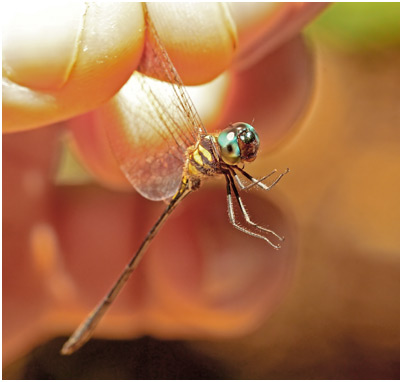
[[3, 3, 87, 90], [146, 3, 237, 85], [3, 3, 145, 132]]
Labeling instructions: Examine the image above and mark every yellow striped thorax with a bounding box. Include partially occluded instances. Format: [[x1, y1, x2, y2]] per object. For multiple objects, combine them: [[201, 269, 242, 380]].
[[187, 135, 219, 177]]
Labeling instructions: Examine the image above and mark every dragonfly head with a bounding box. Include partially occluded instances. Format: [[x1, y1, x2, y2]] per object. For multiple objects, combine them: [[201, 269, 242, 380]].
[[217, 122, 260, 165]]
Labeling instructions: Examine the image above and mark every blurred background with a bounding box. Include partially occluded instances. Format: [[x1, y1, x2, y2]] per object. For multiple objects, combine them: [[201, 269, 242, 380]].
[[3, 2, 399, 379]]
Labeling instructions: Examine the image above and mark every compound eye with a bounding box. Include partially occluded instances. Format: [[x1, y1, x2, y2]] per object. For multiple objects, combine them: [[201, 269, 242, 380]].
[[234, 123, 260, 162], [217, 127, 241, 165]]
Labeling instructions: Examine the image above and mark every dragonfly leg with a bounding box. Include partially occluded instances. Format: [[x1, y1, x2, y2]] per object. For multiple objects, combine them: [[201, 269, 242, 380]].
[[231, 167, 278, 190], [233, 167, 289, 191], [224, 172, 282, 249]]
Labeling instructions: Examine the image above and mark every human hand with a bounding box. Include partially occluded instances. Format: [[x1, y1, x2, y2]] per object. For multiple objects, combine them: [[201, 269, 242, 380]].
[[3, 2, 326, 365]]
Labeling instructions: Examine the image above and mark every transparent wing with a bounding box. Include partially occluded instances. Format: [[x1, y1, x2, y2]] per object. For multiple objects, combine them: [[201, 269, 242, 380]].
[[104, 6, 206, 201]]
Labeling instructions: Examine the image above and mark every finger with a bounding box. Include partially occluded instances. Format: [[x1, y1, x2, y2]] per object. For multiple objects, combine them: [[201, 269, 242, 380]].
[[3, 3, 145, 132], [144, 3, 237, 85], [230, 2, 329, 70]]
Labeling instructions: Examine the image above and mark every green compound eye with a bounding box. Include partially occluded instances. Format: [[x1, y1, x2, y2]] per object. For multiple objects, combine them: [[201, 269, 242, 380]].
[[218, 127, 241, 165], [217, 122, 260, 165]]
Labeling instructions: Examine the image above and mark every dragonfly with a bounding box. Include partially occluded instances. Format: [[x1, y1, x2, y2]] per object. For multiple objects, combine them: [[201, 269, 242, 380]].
[[61, 4, 289, 355]]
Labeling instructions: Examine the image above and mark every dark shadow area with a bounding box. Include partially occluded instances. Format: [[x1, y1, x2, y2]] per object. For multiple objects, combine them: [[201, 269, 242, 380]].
[[14, 337, 225, 380]]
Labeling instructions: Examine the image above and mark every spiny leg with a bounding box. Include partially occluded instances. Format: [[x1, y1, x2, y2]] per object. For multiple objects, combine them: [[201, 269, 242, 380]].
[[233, 166, 289, 191], [231, 167, 278, 190], [227, 172, 284, 242], [224, 172, 281, 249]]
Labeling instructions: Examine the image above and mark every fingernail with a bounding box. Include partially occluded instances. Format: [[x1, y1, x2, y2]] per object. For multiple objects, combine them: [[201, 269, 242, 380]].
[[2, 2, 86, 90]]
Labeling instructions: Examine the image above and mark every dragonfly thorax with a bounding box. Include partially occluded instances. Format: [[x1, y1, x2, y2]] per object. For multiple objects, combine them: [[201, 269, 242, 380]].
[[186, 135, 221, 178]]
